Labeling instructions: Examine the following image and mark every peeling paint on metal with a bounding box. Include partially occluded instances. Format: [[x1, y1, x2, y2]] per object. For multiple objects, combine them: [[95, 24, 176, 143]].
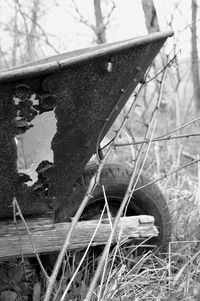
[[0, 34, 172, 219]]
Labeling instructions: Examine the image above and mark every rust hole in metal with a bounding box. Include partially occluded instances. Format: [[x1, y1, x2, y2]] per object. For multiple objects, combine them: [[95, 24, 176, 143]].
[[14, 87, 57, 186]]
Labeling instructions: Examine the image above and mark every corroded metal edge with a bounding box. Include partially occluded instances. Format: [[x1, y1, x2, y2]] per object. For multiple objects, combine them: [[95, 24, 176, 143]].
[[0, 31, 174, 82]]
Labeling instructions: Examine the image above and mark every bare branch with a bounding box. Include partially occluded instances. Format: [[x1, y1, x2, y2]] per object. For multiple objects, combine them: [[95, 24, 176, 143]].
[[134, 158, 200, 193], [104, 0, 116, 27], [12, 198, 49, 280], [44, 64, 150, 301], [15, 0, 29, 39], [84, 60, 168, 301], [115, 132, 200, 147], [71, 0, 96, 32], [146, 52, 180, 84], [59, 204, 106, 301], [157, 115, 200, 139]]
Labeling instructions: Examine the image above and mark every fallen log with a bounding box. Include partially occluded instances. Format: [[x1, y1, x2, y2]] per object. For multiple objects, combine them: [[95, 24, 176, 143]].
[[0, 215, 158, 260]]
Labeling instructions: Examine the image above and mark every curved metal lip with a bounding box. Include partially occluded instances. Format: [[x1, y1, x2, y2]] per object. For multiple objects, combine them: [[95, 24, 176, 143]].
[[0, 30, 173, 83]]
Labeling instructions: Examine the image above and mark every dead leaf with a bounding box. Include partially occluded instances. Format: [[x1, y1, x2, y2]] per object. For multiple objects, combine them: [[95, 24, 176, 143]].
[[0, 290, 17, 301], [80, 280, 87, 300], [8, 266, 23, 283], [32, 282, 41, 301]]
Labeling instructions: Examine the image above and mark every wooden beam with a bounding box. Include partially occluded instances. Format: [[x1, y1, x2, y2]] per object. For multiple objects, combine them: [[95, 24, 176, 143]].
[[0, 215, 158, 260]]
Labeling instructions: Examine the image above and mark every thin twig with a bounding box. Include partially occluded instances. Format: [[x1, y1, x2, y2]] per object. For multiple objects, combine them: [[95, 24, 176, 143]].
[[97, 187, 114, 301], [44, 173, 97, 301], [134, 158, 200, 194], [71, 0, 96, 31], [15, 2, 59, 54], [12, 198, 49, 280], [85, 117, 156, 301], [44, 71, 147, 301], [102, 185, 113, 229], [104, 0, 116, 26], [118, 114, 200, 149], [157, 115, 200, 139], [15, 0, 29, 39], [59, 204, 107, 301], [104, 120, 157, 298], [179, 17, 200, 33], [13, 200, 24, 263], [115, 132, 200, 147], [84, 60, 168, 301], [146, 52, 179, 84]]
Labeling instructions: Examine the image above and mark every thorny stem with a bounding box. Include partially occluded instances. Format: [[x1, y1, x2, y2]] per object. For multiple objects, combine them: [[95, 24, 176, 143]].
[[95, 66, 145, 162], [46, 58, 172, 300], [134, 157, 200, 193], [44, 174, 97, 301], [44, 77, 145, 301], [85, 118, 155, 301], [106, 112, 160, 298], [100, 120, 157, 301], [98, 55, 176, 153], [115, 132, 200, 147], [85, 62, 168, 301], [146, 51, 179, 84], [12, 198, 49, 280], [157, 115, 200, 139], [59, 204, 107, 301]]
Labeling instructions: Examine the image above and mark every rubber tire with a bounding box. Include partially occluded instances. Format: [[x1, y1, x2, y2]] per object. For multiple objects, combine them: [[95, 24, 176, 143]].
[[56, 163, 171, 252]]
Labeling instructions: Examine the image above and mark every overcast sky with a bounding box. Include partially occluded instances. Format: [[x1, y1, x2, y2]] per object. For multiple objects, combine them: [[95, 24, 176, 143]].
[[0, 0, 196, 62], [42, 0, 193, 58]]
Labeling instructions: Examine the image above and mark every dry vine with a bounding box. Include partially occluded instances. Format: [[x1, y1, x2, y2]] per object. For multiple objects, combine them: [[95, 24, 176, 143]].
[[11, 54, 200, 301]]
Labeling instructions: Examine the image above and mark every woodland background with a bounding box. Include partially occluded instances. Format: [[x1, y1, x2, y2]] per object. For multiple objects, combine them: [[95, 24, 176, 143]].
[[1, 0, 200, 300]]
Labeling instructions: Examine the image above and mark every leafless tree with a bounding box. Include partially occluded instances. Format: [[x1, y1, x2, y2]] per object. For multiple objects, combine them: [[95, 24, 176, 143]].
[[71, 0, 116, 44], [0, 0, 59, 68], [142, 0, 160, 33], [14, 0, 41, 63], [191, 0, 200, 112]]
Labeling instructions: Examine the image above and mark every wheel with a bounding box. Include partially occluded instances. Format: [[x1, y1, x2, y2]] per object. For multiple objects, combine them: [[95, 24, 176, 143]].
[[56, 163, 171, 252], [38, 163, 171, 298]]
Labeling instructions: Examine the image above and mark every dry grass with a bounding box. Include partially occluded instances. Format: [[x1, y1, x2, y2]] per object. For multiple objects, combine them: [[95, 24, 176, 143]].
[[72, 71, 200, 300], [61, 174, 200, 301], [2, 58, 200, 301], [42, 137, 200, 301]]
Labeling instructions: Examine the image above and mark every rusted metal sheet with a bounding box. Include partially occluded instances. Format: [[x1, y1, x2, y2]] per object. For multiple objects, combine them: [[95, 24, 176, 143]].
[[0, 31, 173, 219]]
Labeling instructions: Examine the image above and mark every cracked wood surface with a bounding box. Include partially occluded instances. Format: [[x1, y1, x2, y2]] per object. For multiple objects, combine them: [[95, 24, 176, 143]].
[[0, 215, 158, 259]]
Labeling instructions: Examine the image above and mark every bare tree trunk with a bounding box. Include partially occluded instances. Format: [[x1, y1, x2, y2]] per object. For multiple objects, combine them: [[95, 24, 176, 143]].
[[141, 0, 160, 115], [191, 0, 200, 112], [70, 0, 115, 45], [15, 0, 40, 62], [93, 0, 106, 44], [26, 0, 40, 62], [142, 0, 160, 33], [12, 1, 18, 67]]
